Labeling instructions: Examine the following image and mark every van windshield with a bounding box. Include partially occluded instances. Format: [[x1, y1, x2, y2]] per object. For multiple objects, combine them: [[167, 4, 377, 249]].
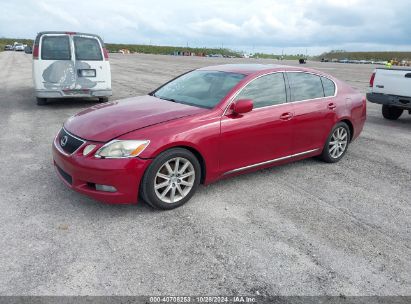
[[74, 36, 103, 61], [41, 36, 71, 60]]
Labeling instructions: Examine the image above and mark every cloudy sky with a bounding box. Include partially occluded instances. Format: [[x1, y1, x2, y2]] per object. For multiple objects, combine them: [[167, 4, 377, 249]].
[[1, 0, 410, 55]]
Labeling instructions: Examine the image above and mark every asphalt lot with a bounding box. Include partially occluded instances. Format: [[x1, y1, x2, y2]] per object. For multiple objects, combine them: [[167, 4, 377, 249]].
[[0, 51, 410, 296]]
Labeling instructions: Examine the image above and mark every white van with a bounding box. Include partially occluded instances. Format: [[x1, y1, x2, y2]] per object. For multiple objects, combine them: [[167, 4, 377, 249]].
[[32, 31, 112, 105]]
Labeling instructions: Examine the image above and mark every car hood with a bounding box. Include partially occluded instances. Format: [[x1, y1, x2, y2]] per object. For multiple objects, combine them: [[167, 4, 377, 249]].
[[64, 95, 208, 142]]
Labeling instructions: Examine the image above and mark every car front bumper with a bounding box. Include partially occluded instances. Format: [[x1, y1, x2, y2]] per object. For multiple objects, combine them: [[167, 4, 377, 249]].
[[52, 139, 151, 204]]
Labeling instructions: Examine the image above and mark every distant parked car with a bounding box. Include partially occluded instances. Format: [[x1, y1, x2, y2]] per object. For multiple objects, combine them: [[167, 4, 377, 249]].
[[32, 31, 112, 105], [4, 45, 13, 51], [24, 46, 32, 54], [299, 58, 307, 64], [53, 64, 366, 209], [14, 43, 25, 51]]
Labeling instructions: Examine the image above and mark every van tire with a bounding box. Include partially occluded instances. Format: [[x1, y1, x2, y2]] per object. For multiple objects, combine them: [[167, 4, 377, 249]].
[[98, 97, 109, 103], [382, 105, 403, 120], [36, 97, 47, 106]]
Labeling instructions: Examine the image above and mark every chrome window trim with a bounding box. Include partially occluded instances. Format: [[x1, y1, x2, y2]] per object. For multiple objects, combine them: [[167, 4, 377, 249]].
[[54, 127, 86, 157], [222, 70, 338, 115], [223, 148, 320, 175]]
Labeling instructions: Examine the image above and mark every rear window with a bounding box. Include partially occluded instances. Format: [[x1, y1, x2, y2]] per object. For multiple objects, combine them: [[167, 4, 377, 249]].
[[41, 36, 71, 60], [74, 36, 102, 61]]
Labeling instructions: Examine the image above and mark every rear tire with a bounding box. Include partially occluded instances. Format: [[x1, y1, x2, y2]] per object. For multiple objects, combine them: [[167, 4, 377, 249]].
[[320, 122, 350, 163], [36, 97, 47, 106], [98, 97, 109, 103], [141, 148, 201, 210], [382, 105, 403, 120]]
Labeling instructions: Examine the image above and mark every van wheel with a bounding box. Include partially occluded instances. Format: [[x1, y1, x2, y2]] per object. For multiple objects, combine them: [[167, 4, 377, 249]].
[[141, 148, 201, 210], [98, 97, 109, 103], [382, 105, 403, 120], [36, 97, 47, 106]]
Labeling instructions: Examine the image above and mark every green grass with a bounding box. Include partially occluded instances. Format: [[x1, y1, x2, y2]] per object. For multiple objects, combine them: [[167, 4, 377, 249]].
[[316, 51, 411, 61], [104, 43, 243, 57]]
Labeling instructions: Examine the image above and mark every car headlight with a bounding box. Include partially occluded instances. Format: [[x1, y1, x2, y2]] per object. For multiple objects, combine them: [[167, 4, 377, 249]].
[[95, 140, 150, 158]]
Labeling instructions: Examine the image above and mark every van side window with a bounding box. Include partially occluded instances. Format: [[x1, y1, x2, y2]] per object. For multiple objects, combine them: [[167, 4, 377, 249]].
[[288, 72, 324, 101], [74, 37, 103, 61], [41, 36, 71, 60], [235, 73, 287, 108], [321, 77, 336, 97]]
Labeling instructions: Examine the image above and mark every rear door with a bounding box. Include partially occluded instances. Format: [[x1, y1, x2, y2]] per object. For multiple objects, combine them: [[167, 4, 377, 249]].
[[73, 35, 111, 92], [35, 34, 73, 91], [287, 72, 337, 154]]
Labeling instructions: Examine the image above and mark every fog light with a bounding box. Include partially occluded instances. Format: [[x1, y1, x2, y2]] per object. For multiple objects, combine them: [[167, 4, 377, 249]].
[[83, 144, 96, 156], [95, 184, 117, 192]]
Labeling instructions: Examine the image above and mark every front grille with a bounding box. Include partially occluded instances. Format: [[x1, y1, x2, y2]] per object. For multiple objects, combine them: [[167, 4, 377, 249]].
[[57, 128, 84, 154], [56, 165, 72, 185]]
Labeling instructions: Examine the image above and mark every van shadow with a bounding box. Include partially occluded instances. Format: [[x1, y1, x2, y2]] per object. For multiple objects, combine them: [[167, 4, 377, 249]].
[[45, 97, 103, 110]]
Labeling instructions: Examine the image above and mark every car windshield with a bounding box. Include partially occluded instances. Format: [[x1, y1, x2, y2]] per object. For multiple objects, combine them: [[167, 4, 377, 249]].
[[153, 70, 246, 109]]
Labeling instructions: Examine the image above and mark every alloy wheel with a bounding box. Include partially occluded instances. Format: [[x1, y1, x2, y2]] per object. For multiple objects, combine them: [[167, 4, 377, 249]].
[[329, 127, 348, 159], [154, 157, 195, 204]]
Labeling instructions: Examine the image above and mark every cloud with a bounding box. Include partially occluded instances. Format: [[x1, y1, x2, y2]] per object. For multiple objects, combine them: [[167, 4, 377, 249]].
[[0, 0, 410, 54]]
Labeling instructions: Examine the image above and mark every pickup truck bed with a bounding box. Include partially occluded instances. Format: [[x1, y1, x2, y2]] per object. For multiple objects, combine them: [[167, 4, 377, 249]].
[[367, 67, 411, 120]]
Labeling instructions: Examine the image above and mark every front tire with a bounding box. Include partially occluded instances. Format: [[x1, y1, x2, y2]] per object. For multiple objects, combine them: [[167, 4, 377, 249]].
[[141, 148, 201, 210], [382, 105, 403, 120], [320, 122, 350, 163]]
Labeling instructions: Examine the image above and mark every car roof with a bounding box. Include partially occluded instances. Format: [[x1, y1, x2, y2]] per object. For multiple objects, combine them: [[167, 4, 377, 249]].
[[197, 64, 324, 76], [35, 31, 104, 43]]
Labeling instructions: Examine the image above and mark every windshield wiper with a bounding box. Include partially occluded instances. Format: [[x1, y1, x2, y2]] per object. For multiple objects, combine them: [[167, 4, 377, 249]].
[[156, 96, 179, 103]]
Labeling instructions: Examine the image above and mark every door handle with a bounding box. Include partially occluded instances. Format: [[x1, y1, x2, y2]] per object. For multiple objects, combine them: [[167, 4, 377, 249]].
[[280, 112, 293, 121], [328, 103, 337, 110]]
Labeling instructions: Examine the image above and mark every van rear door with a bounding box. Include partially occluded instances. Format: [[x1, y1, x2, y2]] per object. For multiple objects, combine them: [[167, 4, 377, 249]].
[[72, 34, 111, 94], [35, 34, 74, 92]]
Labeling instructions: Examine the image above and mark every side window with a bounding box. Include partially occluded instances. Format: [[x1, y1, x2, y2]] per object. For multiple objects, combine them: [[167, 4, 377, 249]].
[[288, 72, 324, 101], [41, 36, 71, 60], [321, 77, 336, 97], [235, 73, 287, 108]]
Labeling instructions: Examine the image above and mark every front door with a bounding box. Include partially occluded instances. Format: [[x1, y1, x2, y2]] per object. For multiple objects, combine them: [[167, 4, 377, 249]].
[[219, 72, 294, 175]]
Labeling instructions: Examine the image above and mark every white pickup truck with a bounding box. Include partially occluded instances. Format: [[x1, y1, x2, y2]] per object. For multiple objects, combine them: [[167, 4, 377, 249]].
[[367, 68, 411, 120]]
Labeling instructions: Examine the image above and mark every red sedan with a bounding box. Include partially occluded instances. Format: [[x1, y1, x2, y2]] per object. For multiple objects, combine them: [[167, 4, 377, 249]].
[[53, 64, 366, 209]]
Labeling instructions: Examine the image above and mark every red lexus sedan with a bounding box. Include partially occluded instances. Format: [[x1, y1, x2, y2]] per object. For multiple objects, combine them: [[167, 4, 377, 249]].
[[53, 64, 366, 209]]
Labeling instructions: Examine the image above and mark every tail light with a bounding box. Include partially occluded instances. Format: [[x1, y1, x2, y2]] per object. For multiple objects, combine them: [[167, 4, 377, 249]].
[[103, 48, 109, 60], [369, 71, 376, 87], [33, 45, 39, 60]]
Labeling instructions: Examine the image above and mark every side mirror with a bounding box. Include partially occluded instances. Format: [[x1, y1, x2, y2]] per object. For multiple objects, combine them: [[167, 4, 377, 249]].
[[231, 99, 253, 114]]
